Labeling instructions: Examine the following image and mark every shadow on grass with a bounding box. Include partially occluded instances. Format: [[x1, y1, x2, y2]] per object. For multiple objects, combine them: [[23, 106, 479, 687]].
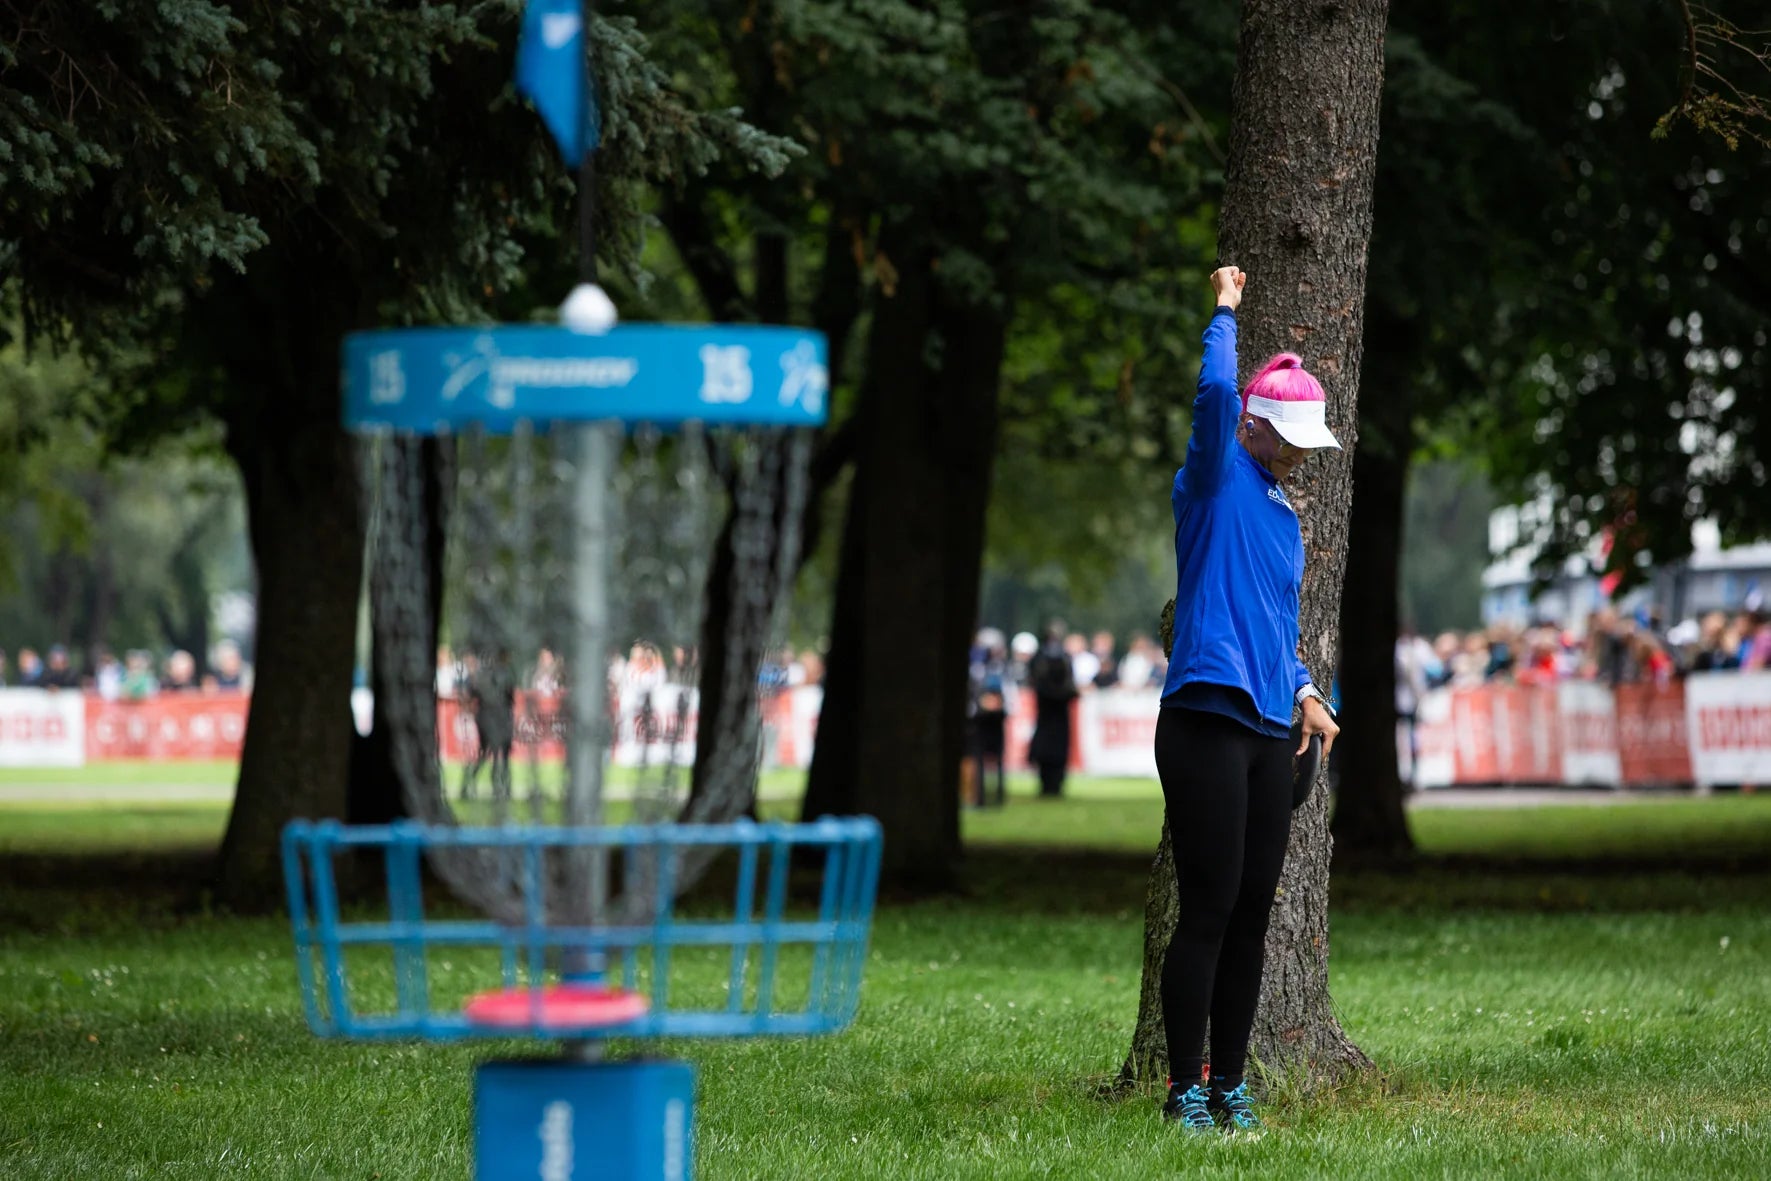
[[4, 838, 1770, 936]]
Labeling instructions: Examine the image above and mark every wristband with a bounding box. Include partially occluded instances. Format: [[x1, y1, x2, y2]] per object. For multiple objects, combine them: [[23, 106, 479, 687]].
[[1296, 683, 1330, 713]]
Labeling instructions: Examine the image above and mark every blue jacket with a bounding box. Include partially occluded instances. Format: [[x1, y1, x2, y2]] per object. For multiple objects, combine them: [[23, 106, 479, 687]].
[[1160, 307, 1310, 737]]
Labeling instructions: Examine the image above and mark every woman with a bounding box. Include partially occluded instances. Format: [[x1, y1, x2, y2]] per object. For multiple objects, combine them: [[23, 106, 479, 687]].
[[1156, 265, 1340, 1133]]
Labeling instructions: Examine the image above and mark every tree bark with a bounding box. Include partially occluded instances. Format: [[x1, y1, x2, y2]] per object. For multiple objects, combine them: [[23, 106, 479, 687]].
[[1331, 306, 1417, 859], [349, 437, 451, 826], [1124, 0, 1388, 1090], [798, 448, 868, 821], [216, 373, 364, 909], [800, 226, 1005, 890], [85, 485, 114, 673]]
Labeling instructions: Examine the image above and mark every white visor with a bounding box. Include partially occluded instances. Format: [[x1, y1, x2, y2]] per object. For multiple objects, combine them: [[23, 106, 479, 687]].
[[1246, 394, 1342, 450]]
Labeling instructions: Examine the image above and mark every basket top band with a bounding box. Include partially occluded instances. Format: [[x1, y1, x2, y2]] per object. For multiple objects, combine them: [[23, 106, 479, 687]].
[[343, 323, 829, 434]]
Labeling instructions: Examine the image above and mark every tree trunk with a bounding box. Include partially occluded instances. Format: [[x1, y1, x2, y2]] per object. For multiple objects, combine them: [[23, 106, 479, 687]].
[[85, 489, 114, 674], [1331, 307, 1417, 859], [350, 437, 451, 826], [1123, 0, 1388, 1090], [217, 379, 365, 909], [687, 229, 789, 819], [799, 452, 867, 821], [155, 533, 212, 675], [800, 227, 1005, 890]]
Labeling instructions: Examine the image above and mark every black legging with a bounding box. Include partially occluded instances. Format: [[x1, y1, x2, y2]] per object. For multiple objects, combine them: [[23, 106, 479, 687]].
[[1155, 705, 1294, 1087]]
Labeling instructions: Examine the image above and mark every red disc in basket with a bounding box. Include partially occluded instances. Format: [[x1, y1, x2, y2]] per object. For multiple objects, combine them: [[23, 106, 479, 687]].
[[462, 984, 649, 1029]]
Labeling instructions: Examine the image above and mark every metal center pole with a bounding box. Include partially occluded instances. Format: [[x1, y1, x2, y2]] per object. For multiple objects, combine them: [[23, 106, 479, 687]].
[[563, 1, 615, 1045]]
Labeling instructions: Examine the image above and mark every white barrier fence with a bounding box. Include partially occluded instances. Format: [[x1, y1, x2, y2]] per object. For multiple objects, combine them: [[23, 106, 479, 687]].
[[5, 674, 1771, 786], [0, 688, 85, 767]]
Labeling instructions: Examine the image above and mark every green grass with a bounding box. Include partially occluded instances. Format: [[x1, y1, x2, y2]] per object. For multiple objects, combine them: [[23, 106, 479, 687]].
[[0, 803, 227, 854], [0, 759, 240, 787], [2, 787, 1770, 1178], [0, 760, 809, 795]]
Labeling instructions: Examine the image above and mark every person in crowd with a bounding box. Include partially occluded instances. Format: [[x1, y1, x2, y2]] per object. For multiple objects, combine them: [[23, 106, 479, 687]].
[[1090, 630, 1119, 689], [1395, 626, 1436, 783], [795, 649, 825, 687], [1451, 632, 1490, 687], [211, 640, 248, 691], [39, 645, 80, 689], [1588, 609, 1639, 686], [1064, 631, 1100, 691], [1153, 265, 1339, 1133], [1513, 627, 1561, 685], [1632, 631, 1676, 684], [1427, 633, 1459, 689], [161, 650, 199, 693], [15, 647, 42, 687], [1027, 622, 1078, 800], [1732, 612, 1760, 666], [1744, 617, 1771, 671], [92, 650, 123, 700], [755, 645, 792, 694], [530, 647, 562, 696], [121, 650, 159, 700], [965, 635, 1009, 808], [435, 645, 459, 698], [1146, 635, 1170, 689], [1686, 611, 1735, 672], [1118, 634, 1157, 692], [970, 628, 1009, 695], [1713, 620, 1745, 672], [459, 648, 516, 803], [1008, 631, 1039, 692], [1481, 625, 1519, 680]]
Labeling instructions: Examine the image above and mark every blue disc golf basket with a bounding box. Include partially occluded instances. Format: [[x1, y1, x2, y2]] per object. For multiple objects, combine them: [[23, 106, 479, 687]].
[[283, 309, 880, 1177], [284, 818, 880, 1178], [280, 4, 883, 1171]]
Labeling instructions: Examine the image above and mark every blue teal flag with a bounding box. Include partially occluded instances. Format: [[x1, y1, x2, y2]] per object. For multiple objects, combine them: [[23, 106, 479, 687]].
[[516, 0, 599, 165]]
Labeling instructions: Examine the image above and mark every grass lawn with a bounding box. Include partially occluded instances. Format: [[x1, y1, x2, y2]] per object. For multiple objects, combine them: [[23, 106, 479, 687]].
[[2, 780, 1770, 1178]]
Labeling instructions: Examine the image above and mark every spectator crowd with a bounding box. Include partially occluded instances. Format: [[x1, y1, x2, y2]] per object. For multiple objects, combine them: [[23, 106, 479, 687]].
[[0, 641, 251, 698], [1396, 607, 1771, 702], [966, 626, 1170, 702]]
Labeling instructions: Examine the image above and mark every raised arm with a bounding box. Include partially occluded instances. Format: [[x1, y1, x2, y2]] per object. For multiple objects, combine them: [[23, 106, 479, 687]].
[[1179, 266, 1245, 498]]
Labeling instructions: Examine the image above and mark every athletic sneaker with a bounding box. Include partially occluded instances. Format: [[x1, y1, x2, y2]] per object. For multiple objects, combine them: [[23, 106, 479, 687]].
[[1209, 1080, 1262, 1132], [1162, 1082, 1215, 1132]]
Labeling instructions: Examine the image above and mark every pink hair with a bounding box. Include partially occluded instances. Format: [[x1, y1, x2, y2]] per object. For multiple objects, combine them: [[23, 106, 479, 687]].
[[1240, 353, 1325, 414]]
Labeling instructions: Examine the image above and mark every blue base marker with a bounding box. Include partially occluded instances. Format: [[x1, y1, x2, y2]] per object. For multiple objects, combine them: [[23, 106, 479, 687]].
[[475, 1058, 694, 1181]]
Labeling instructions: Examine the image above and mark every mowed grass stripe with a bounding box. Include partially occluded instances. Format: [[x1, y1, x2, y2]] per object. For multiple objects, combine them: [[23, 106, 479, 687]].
[[2, 791, 1769, 1178]]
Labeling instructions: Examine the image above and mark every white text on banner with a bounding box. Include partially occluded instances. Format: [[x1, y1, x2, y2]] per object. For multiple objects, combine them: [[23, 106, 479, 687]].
[[0, 688, 85, 768], [1556, 680, 1622, 787], [1684, 671, 1771, 788]]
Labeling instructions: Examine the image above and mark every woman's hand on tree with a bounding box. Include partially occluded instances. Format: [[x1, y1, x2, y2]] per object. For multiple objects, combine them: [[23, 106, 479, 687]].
[[1211, 265, 1246, 310]]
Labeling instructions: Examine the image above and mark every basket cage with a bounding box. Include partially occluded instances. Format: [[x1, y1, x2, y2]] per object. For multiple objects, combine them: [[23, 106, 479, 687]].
[[283, 817, 882, 1043]]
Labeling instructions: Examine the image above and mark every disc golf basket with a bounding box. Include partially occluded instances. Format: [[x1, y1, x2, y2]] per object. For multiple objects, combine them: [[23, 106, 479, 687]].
[[282, 312, 880, 1176], [280, 8, 880, 1174]]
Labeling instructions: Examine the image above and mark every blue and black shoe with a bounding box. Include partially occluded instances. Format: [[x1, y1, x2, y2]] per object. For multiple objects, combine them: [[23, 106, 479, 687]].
[[1162, 1082, 1216, 1133], [1209, 1080, 1263, 1132]]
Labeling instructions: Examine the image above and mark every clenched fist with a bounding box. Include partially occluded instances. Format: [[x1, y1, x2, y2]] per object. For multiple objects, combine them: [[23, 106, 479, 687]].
[[1211, 265, 1246, 311]]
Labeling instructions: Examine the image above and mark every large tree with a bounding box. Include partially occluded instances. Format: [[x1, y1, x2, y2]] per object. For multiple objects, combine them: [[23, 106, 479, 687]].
[[2, 1, 781, 905], [1331, 0, 1771, 857], [636, 0, 1216, 888], [1122, 0, 1388, 1089]]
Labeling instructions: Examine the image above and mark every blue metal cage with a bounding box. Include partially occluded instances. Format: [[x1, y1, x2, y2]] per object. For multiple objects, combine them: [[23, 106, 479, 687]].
[[282, 817, 882, 1043]]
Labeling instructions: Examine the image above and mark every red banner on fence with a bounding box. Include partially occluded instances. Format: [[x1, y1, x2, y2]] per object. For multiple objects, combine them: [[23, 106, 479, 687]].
[[3, 677, 1765, 786], [86, 693, 250, 761], [1615, 682, 1692, 786]]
